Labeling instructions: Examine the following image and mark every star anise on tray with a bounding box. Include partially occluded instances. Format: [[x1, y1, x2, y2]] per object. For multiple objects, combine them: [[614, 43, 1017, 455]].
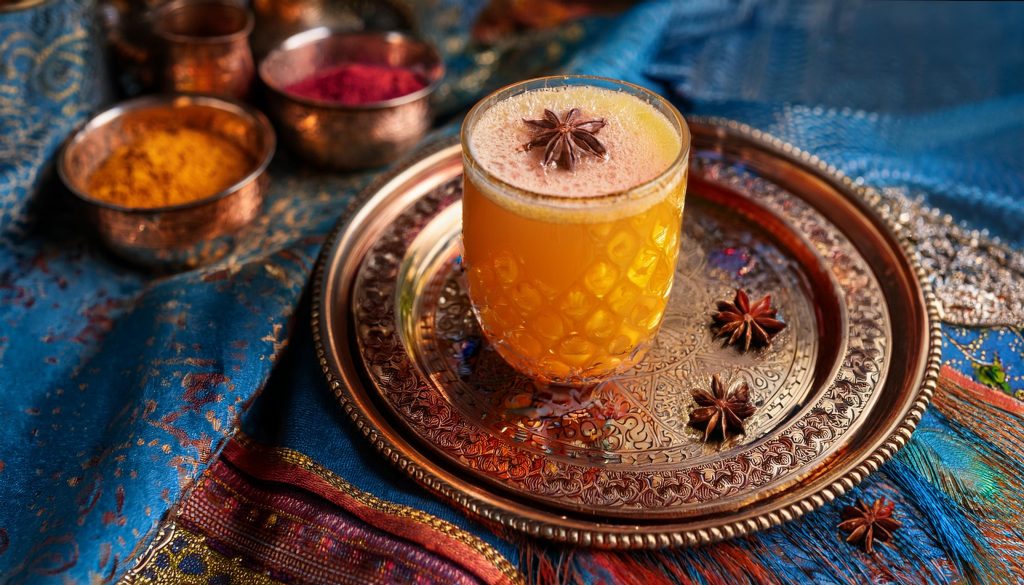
[[711, 288, 787, 352], [688, 374, 756, 443], [838, 498, 902, 554], [522, 108, 607, 171]]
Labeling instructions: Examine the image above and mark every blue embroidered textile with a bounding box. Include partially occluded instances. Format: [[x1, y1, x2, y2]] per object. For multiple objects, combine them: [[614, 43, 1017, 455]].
[[1, 0, 1022, 583]]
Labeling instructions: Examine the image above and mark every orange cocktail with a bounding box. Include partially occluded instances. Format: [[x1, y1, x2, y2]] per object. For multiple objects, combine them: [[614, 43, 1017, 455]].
[[461, 76, 689, 386]]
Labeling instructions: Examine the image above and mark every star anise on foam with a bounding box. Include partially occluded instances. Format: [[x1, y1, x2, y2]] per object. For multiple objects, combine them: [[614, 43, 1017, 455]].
[[838, 498, 902, 554], [522, 108, 607, 171], [711, 288, 787, 352], [688, 374, 756, 443]]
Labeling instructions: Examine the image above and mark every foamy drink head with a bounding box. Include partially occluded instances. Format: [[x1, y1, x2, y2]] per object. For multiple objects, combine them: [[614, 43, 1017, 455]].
[[467, 85, 682, 198]]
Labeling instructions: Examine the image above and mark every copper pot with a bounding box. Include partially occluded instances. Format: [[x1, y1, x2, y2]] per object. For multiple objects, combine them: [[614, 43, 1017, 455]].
[[153, 0, 255, 98]]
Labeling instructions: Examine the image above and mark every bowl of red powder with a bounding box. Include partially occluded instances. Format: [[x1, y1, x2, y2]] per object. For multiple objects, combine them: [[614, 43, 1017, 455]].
[[259, 28, 444, 169]]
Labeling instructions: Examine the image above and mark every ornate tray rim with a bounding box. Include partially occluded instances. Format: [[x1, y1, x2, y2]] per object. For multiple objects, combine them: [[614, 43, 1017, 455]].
[[312, 118, 942, 548]]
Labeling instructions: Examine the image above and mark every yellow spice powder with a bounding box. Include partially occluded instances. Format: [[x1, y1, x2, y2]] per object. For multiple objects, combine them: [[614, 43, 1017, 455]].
[[86, 127, 252, 209]]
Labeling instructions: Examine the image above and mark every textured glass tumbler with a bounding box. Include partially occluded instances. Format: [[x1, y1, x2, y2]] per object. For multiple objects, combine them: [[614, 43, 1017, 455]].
[[461, 76, 690, 386]]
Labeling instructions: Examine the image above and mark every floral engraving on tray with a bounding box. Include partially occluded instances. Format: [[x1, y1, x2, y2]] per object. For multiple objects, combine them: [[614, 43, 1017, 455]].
[[420, 209, 813, 467], [351, 154, 890, 514]]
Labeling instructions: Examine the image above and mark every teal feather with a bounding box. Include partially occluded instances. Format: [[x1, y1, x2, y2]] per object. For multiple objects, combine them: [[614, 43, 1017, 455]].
[[888, 407, 1024, 584], [881, 460, 1007, 584], [896, 423, 1002, 513]]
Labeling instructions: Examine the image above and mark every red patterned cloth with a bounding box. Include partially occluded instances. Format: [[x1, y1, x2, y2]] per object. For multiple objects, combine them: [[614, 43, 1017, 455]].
[[122, 437, 519, 584]]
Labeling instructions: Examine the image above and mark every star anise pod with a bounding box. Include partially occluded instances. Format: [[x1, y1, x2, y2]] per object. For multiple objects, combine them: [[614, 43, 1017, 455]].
[[522, 108, 607, 171], [688, 374, 756, 443], [711, 288, 787, 352], [838, 498, 902, 554]]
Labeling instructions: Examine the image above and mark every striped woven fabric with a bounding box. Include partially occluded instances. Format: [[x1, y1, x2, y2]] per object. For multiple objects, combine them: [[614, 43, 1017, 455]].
[[1, 1, 1022, 584]]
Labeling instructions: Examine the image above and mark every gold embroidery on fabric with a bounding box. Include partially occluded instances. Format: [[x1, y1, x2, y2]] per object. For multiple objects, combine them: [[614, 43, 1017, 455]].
[[232, 433, 524, 585], [1, 21, 94, 225], [119, 522, 280, 585]]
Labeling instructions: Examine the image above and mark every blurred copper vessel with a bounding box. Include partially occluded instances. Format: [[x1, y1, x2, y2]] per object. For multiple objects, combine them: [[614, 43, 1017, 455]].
[[0, 0, 50, 12], [59, 94, 275, 270], [153, 0, 255, 98], [260, 28, 444, 170], [249, 0, 414, 57]]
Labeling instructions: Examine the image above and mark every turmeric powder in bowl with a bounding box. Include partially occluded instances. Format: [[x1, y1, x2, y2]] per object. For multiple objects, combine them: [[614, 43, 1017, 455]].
[[86, 127, 253, 209]]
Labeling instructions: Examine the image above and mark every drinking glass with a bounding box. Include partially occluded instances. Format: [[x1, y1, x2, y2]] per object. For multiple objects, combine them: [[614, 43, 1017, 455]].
[[461, 75, 690, 386]]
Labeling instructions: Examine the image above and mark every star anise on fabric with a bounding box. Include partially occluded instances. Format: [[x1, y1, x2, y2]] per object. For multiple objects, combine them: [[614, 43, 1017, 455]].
[[522, 108, 607, 171], [688, 374, 756, 443], [838, 498, 902, 554], [711, 288, 787, 352]]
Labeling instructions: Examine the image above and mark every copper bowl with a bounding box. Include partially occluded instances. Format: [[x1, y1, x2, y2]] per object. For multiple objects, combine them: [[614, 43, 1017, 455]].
[[259, 28, 444, 170], [59, 94, 275, 270]]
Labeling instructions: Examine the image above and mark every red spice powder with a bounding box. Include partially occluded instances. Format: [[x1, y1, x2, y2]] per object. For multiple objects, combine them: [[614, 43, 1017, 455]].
[[284, 63, 428, 105]]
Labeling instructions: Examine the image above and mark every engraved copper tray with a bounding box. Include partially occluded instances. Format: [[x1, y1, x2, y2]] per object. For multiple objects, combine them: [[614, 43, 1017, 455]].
[[312, 119, 941, 548]]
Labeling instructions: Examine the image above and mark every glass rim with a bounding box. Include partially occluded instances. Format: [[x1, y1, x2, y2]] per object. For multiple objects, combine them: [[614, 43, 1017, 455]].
[[461, 74, 691, 207]]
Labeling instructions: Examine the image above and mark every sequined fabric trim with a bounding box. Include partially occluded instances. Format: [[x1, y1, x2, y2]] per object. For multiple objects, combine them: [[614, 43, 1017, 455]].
[[876, 187, 1024, 327]]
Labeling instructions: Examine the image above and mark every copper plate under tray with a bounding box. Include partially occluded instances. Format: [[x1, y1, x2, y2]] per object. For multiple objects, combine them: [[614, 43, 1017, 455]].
[[312, 119, 941, 548]]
